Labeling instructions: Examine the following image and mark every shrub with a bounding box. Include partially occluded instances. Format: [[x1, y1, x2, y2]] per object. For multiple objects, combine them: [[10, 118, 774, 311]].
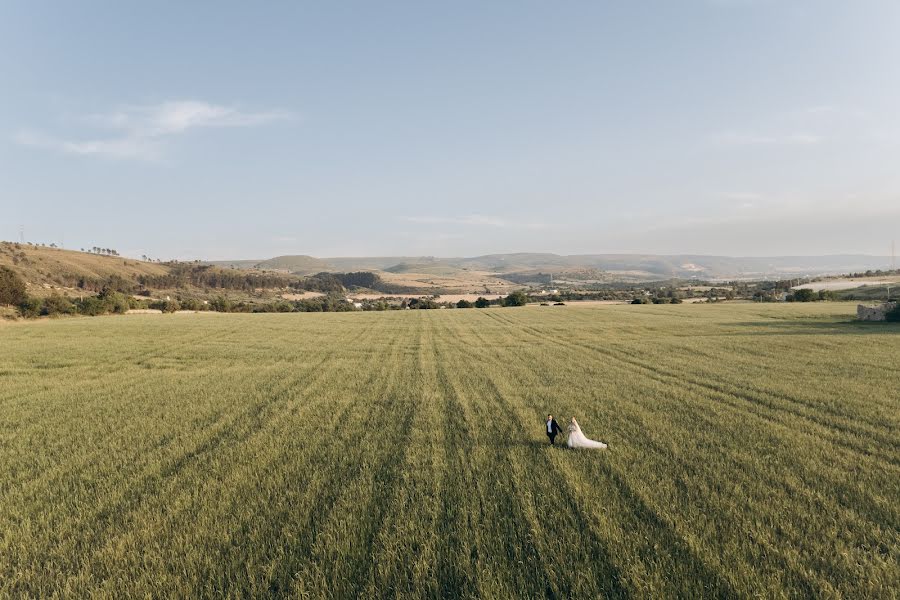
[[886, 303, 900, 322], [150, 299, 181, 313], [408, 298, 439, 309], [18, 297, 43, 318], [75, 296, 108, 316], [789, 289, 817, 302], [210, 297, 232, 312], [42, 294, 75, 316], [273, 301, 294, 313], [0, 266, 27, 306], [179, 298, 205, 312], [503, 291, 528, 307], [99, 290, 130, 314]]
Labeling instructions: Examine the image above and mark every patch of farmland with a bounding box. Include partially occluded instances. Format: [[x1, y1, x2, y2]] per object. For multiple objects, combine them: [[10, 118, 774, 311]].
[[0, 303, 897, 597]]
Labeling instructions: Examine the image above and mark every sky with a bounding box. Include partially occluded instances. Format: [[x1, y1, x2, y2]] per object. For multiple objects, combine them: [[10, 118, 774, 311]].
[[1, 0, 899, 260]]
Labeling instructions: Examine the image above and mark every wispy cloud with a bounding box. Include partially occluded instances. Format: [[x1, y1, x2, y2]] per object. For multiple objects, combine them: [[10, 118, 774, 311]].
[[402, 214, 550, 229], [711, 130, 824, 146], [14, 130, 161, 160], [14, 100, 293, 160], [87, 101, 291, 136]]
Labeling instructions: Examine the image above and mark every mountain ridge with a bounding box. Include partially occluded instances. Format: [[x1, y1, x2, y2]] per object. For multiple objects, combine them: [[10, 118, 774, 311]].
[[210, 252, 893, 280]]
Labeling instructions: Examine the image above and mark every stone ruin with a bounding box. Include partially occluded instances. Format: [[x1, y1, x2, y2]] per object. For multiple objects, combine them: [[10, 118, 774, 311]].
[[857, 302, 897, 321]]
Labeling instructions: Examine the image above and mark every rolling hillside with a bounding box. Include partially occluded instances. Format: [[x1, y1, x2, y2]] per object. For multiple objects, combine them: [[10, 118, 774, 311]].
[[0, 242, 169, 296]]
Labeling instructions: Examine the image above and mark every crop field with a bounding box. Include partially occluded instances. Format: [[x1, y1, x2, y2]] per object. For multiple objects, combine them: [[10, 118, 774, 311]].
[[1, 303, 897, 598]]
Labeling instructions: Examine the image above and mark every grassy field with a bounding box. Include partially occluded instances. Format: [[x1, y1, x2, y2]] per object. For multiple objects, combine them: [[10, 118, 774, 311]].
[[1, 303, 897, 598]]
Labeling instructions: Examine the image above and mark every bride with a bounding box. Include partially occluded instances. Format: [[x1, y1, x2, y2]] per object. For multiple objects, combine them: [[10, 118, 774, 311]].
[[566, 417, 607, 449]]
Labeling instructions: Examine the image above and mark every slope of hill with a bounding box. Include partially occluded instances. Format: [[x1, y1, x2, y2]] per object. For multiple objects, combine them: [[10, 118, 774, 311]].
[[209, 255, 332, 274], [0, 242, 169, 295]]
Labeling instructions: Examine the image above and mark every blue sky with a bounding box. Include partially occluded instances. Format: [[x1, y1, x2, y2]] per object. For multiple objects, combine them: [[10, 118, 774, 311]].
[[1, 1, 898, 259]]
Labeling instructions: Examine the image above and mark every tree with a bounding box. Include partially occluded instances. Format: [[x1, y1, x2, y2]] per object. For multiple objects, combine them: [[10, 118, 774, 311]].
[[456, 299, 473, 308], [474, 297, 491, 308], [789, 288, 817, 302], [99, 290, 130, 314], [0, 267, 27, 307], [503, 290, 528, 307]]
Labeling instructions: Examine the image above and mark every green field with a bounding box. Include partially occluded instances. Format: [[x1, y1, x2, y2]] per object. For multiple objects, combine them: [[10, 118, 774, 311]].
[[1, 304, 897, 598]]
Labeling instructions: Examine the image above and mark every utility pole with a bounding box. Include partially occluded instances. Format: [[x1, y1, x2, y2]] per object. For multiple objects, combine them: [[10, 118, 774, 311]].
[[890, 241, 896, 301]]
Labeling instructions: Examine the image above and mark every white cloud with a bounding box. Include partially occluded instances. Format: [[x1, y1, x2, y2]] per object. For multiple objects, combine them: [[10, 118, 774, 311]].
[[88, 100, 292, 136], [14, 100, 293, 160]]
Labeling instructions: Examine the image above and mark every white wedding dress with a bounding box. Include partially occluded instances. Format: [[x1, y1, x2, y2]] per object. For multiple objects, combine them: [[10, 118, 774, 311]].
[[566, 418, 607, 449]]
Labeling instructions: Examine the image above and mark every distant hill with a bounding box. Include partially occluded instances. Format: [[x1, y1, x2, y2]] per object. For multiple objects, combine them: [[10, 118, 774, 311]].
[[212, 252, 892, 280], [338, 253, 892, 280], [209, 255, 332, 274], [6, 243, 892, 299]]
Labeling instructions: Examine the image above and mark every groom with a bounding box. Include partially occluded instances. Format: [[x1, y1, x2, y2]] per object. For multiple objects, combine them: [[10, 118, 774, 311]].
[[545, 414, 563, 445]]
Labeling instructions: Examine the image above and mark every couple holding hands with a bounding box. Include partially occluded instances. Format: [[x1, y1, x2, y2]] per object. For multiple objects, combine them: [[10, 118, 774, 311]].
[[545, 414, 607, 449]]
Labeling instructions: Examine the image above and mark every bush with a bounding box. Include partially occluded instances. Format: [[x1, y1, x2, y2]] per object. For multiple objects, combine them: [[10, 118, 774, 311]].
[[150, 299, 181, 313], [503, 291, 528, 307], [886, 303, 900, 322], [456, 299, 474, 309], [42, 294, 75, 316], [210, 297, 233, 312], [179, 298, 206, 312], [18, 297, 43, 318], [789, 289, 817, 302], [74, 296, 108, 316], [99, 290, 130, 314], [0, 266, 27, 306], [273, 301, 294, 313], [474, 297, 491, 308], [408, 297, 439, 309]]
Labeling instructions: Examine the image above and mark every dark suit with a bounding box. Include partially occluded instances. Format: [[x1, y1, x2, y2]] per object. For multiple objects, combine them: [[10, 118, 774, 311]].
[[546, 419, 562, 445]]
